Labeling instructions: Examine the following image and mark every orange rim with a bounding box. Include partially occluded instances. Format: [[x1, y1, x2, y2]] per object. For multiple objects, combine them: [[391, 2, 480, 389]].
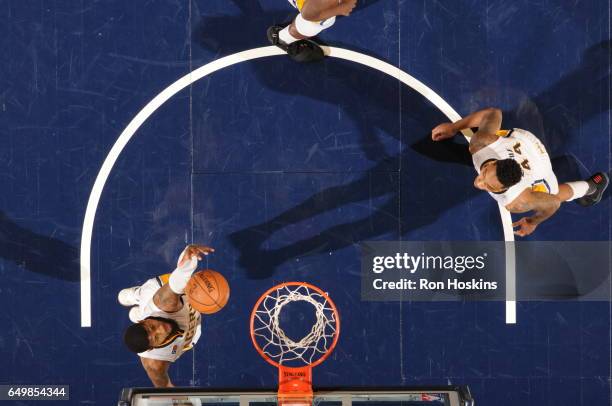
[[250, 281, 340, 369]]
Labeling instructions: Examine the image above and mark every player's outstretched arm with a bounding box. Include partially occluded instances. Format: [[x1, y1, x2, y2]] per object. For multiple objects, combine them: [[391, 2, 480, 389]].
[[176, 244, 215, 268], [153, 244, 215, 312], [431, 108, 502, 154], [140, 357, 173, 387], [507, 189, 562, 237]]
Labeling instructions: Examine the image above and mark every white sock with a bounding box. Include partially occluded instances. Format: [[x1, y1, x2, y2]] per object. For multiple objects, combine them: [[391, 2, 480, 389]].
[[279, 26, 299, 44], [566, 181, 591, 201], [169, 248, 199, 294]]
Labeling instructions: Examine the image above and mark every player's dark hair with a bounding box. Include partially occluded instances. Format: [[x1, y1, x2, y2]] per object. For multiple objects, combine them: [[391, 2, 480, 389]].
[[496, 159, 523, 189], [123, 323, 150, 353]]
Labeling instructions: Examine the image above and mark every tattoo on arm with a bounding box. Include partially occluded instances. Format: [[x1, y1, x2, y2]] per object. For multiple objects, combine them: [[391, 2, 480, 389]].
[[153, 284, 182, 313], [467, 108, 503, 154], [528, 192, 561, 224], [508, 191, 561, 223]]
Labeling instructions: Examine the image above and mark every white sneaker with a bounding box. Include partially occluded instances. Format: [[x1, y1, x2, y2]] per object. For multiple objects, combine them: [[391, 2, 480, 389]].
[[128, 306, 142, 323], [118, 286, 141, 307]]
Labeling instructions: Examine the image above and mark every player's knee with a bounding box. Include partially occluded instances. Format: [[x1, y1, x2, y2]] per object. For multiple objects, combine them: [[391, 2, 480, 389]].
[[295, 14, 335, 37]]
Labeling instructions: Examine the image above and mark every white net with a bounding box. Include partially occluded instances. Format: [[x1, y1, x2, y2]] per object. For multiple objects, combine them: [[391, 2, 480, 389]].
[[252, 284, 339, 367]]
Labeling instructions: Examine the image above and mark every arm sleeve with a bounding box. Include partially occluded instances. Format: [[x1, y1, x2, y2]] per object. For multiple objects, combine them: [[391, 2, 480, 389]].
[[168, 247, 198, 294]]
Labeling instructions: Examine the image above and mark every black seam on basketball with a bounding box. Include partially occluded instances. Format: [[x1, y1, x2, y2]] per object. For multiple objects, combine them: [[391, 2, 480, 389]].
[[186, 288, 218, 309], [209, 273, 225, 309], [193, 272, 224, 310], [215, 272, 230, 306], [194, 275, 216, 307], [205, 272, 228, 309], [188, 297, 212, 306], [192, 275, 218, 306]]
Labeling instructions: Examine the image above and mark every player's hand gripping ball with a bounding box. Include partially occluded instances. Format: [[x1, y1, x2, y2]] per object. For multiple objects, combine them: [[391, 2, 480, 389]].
[[185, 270, 230, 314]]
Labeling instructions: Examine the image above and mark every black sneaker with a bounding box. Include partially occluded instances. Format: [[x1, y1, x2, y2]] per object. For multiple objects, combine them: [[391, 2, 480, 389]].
[[576, 172, 609, 207], [266, 25, 325, 63], [267, 25, 289, 51]]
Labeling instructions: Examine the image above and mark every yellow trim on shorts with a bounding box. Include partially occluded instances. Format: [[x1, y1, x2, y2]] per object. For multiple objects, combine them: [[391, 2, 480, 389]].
[[296, 0, 305, 11], [156, 273, 171, 286], [531, 184, 548, 193], [531, 180, 551, 194], [496, 129, 511, 137]]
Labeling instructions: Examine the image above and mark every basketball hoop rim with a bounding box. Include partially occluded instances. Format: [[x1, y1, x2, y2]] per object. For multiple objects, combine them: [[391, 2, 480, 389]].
[[249, 281, 341, 370]]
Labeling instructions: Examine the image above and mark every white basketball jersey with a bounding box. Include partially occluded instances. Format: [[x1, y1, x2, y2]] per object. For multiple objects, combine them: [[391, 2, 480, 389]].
[[135, 277, 202, 362], [472, 128, 557, 206]]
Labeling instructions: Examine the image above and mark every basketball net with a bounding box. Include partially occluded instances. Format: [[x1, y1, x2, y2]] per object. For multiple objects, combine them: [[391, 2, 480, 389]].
[[250, 283, 340, 406]]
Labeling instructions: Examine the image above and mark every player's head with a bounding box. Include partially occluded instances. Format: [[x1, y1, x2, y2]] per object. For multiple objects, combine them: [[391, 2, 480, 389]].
[[123, 317, 182, 353], [474, 159, 523, 193], [123, 323, 150, 353]]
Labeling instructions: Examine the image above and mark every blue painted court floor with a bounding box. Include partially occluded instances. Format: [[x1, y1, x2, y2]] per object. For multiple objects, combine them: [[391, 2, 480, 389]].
[[0, 1, 610, 405]]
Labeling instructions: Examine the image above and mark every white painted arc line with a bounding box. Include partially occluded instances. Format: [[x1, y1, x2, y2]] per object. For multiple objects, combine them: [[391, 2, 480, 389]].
[[80, 47, 284, 327], [329, 47, 517, 324], [80, 45, 515, 327], [325, 47, 464, 123]]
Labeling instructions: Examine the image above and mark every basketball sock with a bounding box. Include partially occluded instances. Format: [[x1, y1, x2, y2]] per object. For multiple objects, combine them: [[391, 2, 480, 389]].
[[566, 181, 592, 201], [279, 26, 300, 44], [169, 248, 198, 294]]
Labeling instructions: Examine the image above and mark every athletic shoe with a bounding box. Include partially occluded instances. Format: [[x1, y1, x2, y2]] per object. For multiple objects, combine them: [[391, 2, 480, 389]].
[[576, 172, 609, 207], [267, 25, 289, 51], [118, 286, 141, 307], [267, 25, 325, 63], [128, 306, 142, 323]]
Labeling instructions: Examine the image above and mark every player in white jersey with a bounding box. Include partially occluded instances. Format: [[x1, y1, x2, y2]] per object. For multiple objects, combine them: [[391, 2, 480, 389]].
[[267, 0, 357, 62], [118, 244, 214, 387], [431, 108, 609, 236]]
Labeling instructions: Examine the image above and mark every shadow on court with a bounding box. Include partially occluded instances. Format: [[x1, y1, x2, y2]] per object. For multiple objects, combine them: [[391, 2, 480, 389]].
[[192, 8, 610, 278], [0, 211, 79, 281], [219, 68, 475, 278]]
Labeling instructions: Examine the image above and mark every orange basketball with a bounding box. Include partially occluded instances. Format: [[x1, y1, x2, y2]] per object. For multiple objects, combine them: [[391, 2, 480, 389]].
[[185, 270, 230, 314]]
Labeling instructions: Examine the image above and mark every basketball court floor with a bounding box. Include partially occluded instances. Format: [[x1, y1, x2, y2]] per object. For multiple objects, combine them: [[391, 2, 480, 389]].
[[0, 1, 610, 405]]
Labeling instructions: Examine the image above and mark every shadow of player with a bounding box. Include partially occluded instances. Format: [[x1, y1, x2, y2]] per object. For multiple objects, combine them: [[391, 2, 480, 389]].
[[505, 40, 611, 155], [193, 6, 609, 277], [220, 67, 477, 277], [503, 39, 611, 200], [229, 136, 474, 278], [0, 210, 79, 281]]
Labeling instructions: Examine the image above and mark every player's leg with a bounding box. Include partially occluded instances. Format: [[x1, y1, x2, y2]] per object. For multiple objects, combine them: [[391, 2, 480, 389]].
[[282, 0, 340, 44], [118, 274, 172, 307], [555, 184, 575, 202], [119, 275, 168, 322], [269, 0, 355, 61], [533, 144, 608, 206], [118, 285, 145, 322], [118, 286, 142, 307], [560, 172, 609, 206], [128, 306, 142, 323], [283, 14, 336, 43]]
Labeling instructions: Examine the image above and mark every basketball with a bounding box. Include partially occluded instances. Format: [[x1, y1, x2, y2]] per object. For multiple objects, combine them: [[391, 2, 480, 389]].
[[185, 270, 230, 314]]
